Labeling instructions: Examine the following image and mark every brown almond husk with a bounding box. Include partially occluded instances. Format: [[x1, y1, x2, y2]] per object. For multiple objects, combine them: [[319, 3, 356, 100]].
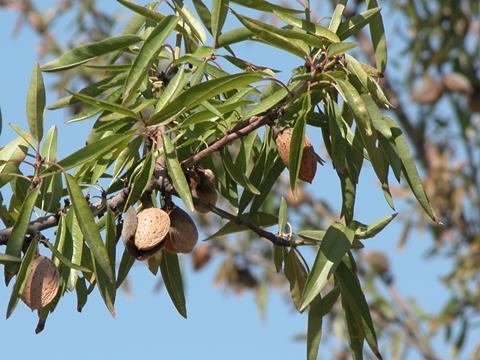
[[21, 256, 60, 310], [411, 75, 444, 104], [191, 243, 211, 271], [191, 168, 218, 213], [275, 128, 317, 183], [164, 207, 199, 254], [442, 73, 473, 95], [134, 208, 170, 251]]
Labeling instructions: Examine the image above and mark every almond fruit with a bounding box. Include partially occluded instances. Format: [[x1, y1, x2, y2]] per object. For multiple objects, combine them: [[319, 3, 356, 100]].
[[134, 208, 170, 251], [275, 128, 317, 183], [164, 207, 199, 254], [21, 256, 60, 310], [191, 168, 218, 213]]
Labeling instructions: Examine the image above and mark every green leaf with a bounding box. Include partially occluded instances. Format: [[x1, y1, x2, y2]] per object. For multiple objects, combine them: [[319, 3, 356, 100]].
[[335, 78, 373, 136], [65, 174, 114, 283], [212, 0, 229, 46], [307, 295, 323, 360], [117, 249, 135, 289], [222, 149, 260, 195], [297, 230, 326, 243], [337, 7, 381, 40], [284, 248, 308, 312], [0, 254, 22, 265], [273, 10, 340, 43], [123, 16, 179, 104], [300, 223, 354, 311], [289, 94, 309, 191], [327, 42, 357, 58], [384, 116, 437, 221], [75, 276, 88, 312], [231, 0, 302, 14], [193, 0, 212, 33], [233, 12, 309, 57], [336, 260, 381, 359], [149, 73, 263, 125], [206, 212, 277, 240], [278, 197, 288, 231], [46, 133, 132, 174], [160, 250, 187, 318], [155, 67, 188, 112], [0, 137, 28, 188], [163, 134, 194, 211], [6, 239, 38, 318], [216, 27, 253, 48], [124, 152, 155, 210], [26, 62, 45, 143], [42, 35, 142, 72], [273, 245, 285, 273], [344, 54, 391, 107], [66, 90, 139, 119], [173, 0, 207, 43], [42, 239, 91, 273], [365, 0, 387, 73], [354, 213, 397, 239], [329, 4, 345, 32], [5, 187, 40, 280]]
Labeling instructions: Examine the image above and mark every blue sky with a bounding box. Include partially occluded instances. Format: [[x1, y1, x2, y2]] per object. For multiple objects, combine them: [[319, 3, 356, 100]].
[[0, 1, 470, 359]]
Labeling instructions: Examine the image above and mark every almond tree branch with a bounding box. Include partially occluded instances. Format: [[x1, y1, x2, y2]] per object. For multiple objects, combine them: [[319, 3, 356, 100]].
[[0, 108, 286, 247]]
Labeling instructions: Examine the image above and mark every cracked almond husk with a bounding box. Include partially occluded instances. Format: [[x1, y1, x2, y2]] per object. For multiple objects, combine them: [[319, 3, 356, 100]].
[[21, 256, 60, 310], [275, 128, 317, 183]]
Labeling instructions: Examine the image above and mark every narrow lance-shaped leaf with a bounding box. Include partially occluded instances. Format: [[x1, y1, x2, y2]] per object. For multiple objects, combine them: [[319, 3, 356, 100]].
[[300, 223, 355, 311], [6, 239, 38, 318], [192, 0, 212, 33], [337, 7, 381, 40], [0, 254, 22, 265], [212, 0, 229, 46], [65, 174, 114, 283], [365, 0, 387, 73], [284, 248, 308, 312], [289, 94, 309, 191], [149, 73, 263, 125], [5, 187, 40, 282], [66, 90, 139, 119], [273, 10, 340, 43], [42, 35, 142, 72], [307, 295, 323, 360], [44, 133, 132, 175], [335, 78, 373, 136], [336, 260, 382, 359], [160, 250, 187, 318], [278, 197, 288, 231], [163, 134, 194, 211], [26, 62, 45, 143], [123, 15, 179, 104], [124, 152, 155, 211], [384, 116, 437, 221]]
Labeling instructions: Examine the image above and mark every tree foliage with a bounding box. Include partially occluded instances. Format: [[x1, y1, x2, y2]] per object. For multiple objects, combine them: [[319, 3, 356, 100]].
[[1, 0, 479, 358]]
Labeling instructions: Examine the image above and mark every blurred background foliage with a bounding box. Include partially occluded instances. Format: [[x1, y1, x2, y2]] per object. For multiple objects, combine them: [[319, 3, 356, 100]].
[[1, 0, 480, 358]]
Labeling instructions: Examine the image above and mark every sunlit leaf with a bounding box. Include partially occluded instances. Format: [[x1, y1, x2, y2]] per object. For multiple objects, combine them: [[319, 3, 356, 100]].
[[300, 223, 354, 311], [65, 174, 114, 283], [26, 62, 45, 143], [42, 35, 142, 72], [123, 15, 179, 104], [6, 239, 38, 318], [5, 187, 40, 280], [163, 134, 194, 211]]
